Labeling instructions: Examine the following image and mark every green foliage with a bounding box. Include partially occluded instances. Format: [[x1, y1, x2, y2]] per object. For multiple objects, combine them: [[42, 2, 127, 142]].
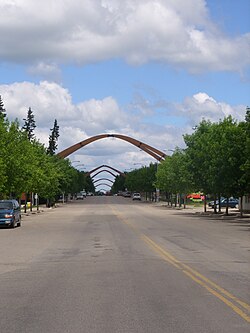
[[22, 107, 36, 141], [47, 119, 60, 155], [125, 163, 157, 193], [1, 95, 248, 205], [111, 174, 126, 194], [0, 111, 83, 201], [84, 174, 95, 193], [155, 149, 193, 195], [0, 119, 8, 193], [238, 107, 250, 194], [183, 116, 249, 197], [0, 95, 7, 120]]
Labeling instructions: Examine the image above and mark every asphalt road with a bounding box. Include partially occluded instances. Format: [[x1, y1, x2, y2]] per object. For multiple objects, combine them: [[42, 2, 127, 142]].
[[0, 196, 249, 333]]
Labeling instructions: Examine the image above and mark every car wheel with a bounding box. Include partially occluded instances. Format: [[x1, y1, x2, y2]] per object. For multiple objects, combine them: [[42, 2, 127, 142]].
[[17, 216, 21, 227], [11, 218, 15, 228]]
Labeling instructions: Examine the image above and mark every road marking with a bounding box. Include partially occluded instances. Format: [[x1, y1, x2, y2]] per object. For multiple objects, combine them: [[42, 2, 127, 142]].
[[111, 207, 250, 323], [141, 234, 250, 323]]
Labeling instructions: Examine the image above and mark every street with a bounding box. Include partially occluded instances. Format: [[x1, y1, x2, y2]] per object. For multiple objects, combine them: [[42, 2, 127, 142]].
[[0, 196, 249, 333]]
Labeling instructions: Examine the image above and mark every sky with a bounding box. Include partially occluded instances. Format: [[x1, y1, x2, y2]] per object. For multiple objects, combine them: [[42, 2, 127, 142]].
[[0, 0, 250, 192]]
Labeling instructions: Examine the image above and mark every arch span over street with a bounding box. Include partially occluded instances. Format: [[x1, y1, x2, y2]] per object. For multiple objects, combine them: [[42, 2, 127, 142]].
[[87, 165, 125, 177], [92, 170, 117, 178], [93, 178, 114, 184], [58, 134, 166, 161], [95, 183, 112, 188]]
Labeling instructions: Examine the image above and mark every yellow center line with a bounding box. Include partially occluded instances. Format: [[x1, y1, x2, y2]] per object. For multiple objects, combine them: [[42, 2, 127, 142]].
[[141, 234, 250, 323], [142, 234, 250, 313], [111, 207, 250, 323]]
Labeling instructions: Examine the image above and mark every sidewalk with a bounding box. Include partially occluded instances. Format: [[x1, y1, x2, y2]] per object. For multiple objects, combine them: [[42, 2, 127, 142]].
[[153, 202, 250, 221], [21, 205, 58, 218]]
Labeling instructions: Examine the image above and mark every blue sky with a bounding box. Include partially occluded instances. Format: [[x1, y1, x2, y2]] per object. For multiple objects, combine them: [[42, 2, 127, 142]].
[[0, 0, 249, 191]]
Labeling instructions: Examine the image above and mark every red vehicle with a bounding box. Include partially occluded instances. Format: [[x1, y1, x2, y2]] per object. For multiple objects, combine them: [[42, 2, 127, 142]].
[[187, 193, 204, 202]]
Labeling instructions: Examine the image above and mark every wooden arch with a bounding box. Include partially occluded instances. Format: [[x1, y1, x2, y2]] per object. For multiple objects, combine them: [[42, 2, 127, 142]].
[[58, 134, 166, 161], [88, 164, 125, 177], [95, 183, 112, 188], [93, 178, 114, 184], [92, 170, 117, 178]]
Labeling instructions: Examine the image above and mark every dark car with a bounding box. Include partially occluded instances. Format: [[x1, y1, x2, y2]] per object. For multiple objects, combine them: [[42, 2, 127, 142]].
[[210, 198, 239, 209], [208, 197, 225, 207], [0, 200, 21, 228]]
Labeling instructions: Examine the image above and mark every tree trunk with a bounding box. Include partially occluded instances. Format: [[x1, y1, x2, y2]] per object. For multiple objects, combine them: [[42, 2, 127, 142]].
[[240, 196, 243, 217], [203, 194, 206, 212], [30, 192, 33, 212], [213, 194, 217, 214], [24, 193, 27, 213], [225, 197, 229, 216]]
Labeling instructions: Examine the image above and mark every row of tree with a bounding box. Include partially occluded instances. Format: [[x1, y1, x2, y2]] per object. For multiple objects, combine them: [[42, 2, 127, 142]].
[[112, 109, 250, 214], [0, 96, 94, 206], [111, 164, 157, 200]]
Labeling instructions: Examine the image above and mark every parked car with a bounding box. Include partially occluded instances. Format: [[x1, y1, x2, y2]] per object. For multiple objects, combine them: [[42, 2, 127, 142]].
[[208, 197, 225, 207], [0, 200, 21, 228], [76, 193, 84, 200], [187, 193, 204, 202], [210, 198, 239, 209], [132, 193, 141, 201], [220, 198, 239, 208], [81, 190, 87, 198], [123, 191, 131, 198]]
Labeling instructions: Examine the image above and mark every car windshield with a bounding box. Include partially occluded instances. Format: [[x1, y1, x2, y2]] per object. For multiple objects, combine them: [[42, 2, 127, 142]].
[[0, 202, 13, 209]]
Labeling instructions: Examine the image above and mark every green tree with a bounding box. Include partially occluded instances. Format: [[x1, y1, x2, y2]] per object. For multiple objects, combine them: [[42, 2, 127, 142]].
[[84, 174, 95, 193], [111, 174, 126, 194], [155, 149, 194, 206], [183, 120, 213, 195], [0, 95, 7, 120], [22, 107, 36, 141], [245, 106, 250, 122], [0, 118, 7, 195], [237, 107, 250, 203], [125, 163, 157, 200], [47, 119, 59, 155], [184, 117, 248, 214]]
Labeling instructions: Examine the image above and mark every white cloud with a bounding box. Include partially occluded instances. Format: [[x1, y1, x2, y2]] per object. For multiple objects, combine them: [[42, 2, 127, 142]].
[[0, 81, 74, 126], [0, 81, 246, 183], [0, 81, 165, 158], [0, 0, 249, 72], [174, 92, 246, 126], [28, 62, 61, 82]]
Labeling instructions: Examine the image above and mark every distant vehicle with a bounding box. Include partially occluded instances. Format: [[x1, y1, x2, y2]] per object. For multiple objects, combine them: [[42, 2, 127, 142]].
[[210, 198, 239, 209], [76, 193, 84, 200], [123, 191, 131, 198], [0, 200, 21, 228], [132, 193, 141, 201]]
